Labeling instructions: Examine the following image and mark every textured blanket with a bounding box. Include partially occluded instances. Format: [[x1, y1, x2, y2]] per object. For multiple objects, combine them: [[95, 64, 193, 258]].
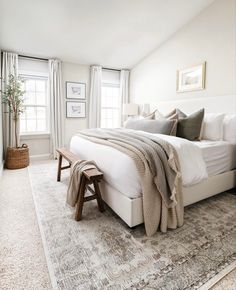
[[76, 128, 183, 236], [67, 160, 97, 207]]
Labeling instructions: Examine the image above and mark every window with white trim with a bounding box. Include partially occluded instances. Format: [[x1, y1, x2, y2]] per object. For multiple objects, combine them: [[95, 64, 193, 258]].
[[101, 69, 121, 128], [20, 75, 49, 134]]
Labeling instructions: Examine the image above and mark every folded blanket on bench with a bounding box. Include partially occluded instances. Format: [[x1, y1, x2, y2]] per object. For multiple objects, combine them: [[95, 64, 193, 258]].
[[67, 160, 97, 207], [76, 128, 183, 236]]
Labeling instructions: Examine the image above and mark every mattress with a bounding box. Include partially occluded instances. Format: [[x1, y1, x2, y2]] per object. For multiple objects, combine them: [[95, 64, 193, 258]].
[[70, 135, 235, 199], [193, 140, 236, 177], [70, 136, 141, 199]]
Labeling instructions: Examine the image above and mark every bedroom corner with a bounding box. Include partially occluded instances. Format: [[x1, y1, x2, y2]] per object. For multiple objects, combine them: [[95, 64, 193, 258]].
[[0, 0, 236, 289]]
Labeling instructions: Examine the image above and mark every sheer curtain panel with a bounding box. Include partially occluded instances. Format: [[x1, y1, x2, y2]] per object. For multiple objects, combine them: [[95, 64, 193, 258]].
[[49, 59, 64, 158], [89, 65, 102, 128], [1, 52, 19, 156], [120, 69, 130, 123]]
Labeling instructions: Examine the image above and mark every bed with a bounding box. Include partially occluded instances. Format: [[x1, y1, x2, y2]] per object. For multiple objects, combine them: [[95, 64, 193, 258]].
[[70, 96, 236, 228], [70, 133, 236, 227]]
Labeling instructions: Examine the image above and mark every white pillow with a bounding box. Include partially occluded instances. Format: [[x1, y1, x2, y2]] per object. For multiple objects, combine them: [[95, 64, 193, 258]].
[[223, 114, 236, 143], [202, 113, 225, 141]]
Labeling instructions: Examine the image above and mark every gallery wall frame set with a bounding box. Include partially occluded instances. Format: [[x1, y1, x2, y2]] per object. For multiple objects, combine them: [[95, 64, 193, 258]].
[[66, 81, 86, 118]]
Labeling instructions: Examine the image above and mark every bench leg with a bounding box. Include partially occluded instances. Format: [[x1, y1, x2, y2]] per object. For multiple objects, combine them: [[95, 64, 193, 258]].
[[75, 175, 87, 221], [93, 180, 105, 212], [57, 154, 62, 182]]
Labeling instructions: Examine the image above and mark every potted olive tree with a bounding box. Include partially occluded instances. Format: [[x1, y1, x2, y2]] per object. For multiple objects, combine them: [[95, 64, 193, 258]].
[[2, 74, 29, 169]]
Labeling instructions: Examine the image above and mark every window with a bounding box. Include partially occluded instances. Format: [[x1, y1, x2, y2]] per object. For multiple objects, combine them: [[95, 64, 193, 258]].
[[101, 69, 121, 128], [20, 76, 49, 134]]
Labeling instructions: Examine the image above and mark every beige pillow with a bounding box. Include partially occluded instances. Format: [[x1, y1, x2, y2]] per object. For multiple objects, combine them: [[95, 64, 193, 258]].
[[154, 108, 179, 120], [166, 112, 179, 121], [154, 109, 179, 135], [144, 112, 155, 119], [164, 109, 177, 118], [143, 109, 162, 120]]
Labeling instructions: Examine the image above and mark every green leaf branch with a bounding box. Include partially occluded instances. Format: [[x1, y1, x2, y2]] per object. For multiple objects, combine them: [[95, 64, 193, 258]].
[[1, 74, 25, 148]]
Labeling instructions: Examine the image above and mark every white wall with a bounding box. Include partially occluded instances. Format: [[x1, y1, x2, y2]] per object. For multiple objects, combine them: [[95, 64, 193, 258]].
[[20, 134, 51, 159], [20, 61, 90, 158], [130, 0, 236, 110]]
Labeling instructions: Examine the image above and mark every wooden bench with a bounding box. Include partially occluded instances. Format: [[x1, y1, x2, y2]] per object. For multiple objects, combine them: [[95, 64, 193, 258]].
[[57, 148, 78, 182], [56, 148, 105, 221]]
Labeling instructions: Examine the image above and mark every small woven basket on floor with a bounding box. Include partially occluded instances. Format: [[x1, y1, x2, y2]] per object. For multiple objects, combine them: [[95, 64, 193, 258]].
[[6, 145, 29, 169]]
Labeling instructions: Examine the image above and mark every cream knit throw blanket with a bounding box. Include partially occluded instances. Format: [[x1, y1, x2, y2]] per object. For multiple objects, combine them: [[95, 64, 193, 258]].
[[76, 128, 183, 236]]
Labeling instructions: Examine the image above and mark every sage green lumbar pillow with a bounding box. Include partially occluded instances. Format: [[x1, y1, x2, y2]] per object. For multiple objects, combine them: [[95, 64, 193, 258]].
[[124, 118, 177, 135], [176, 108, 205, 141]]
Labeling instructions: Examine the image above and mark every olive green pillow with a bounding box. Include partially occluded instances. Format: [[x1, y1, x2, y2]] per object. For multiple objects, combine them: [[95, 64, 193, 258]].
[[176, 109, 204, 141]]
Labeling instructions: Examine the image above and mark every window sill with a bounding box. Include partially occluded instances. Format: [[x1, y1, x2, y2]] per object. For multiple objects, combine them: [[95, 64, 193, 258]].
[[20, 132, 50, 140]]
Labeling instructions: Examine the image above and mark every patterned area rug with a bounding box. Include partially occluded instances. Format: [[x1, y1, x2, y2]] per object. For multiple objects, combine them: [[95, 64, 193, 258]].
[[28, 162, 236, 290]]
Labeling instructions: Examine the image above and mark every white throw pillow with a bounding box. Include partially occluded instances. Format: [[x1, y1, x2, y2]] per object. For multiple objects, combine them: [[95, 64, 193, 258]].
[[202, 113, 225, 141], [223, 114, 236, 143]]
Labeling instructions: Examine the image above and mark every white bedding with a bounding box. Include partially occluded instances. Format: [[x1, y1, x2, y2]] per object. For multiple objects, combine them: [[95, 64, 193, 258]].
[[70, 131, 208, 199], [193, 140, 236, 177]]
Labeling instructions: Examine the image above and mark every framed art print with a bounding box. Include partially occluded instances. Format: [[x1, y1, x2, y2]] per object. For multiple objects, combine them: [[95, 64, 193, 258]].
[[66, 101, 86, 118], [66, 82, 86, 99], [177, 62, 206, 92]]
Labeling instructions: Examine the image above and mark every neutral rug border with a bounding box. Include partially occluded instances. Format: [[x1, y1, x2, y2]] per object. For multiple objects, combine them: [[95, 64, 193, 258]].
[[28, 165, 236, 290], [28, 167, 58, 290], [199, 260, 236, 290]]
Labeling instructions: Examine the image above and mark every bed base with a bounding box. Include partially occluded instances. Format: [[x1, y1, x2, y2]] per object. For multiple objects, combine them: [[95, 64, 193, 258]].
[[100, 170, 236, 228]]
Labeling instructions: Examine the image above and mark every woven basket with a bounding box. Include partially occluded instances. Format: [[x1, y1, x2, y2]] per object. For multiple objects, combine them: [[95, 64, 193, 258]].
[[6, 145, 29, 169]]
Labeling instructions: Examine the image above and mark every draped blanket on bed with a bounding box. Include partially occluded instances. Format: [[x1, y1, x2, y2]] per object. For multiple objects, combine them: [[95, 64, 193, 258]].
[[75, 128, 183, 236]]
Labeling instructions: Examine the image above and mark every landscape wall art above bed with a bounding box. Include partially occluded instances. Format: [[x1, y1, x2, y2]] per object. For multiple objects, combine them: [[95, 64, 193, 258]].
[[177, 62, 206, 93]]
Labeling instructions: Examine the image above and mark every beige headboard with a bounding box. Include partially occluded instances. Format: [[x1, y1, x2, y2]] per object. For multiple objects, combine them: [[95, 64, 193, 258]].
[[149, 95, 236, 115]]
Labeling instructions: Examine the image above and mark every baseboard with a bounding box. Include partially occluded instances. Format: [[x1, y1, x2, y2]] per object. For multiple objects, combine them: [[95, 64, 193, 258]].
[[30, 154, 51, 161]]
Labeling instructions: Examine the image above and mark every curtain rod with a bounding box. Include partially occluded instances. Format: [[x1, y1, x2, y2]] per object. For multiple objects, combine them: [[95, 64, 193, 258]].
[[103, 67, 121, 72], [19, 54, 48, 62], [18, 56, 122, 70]]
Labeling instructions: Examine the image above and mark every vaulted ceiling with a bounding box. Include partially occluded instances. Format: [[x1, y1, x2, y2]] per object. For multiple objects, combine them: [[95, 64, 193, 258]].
[[0, 0, 215, 68]]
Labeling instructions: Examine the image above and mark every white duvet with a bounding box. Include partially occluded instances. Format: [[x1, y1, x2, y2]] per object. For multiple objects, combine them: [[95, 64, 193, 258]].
[[70, 131, 208, 199]]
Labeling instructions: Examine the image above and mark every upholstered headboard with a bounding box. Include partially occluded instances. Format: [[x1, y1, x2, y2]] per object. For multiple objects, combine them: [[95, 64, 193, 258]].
[[149, 95, 236, 115]]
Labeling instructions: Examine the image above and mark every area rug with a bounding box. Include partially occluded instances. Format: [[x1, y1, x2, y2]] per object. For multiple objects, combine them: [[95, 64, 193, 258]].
[[28, 161, 236, 290]]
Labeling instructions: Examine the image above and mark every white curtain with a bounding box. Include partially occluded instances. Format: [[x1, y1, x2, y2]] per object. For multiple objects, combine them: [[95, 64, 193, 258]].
[[120, 69, 130, 124], [1, 51, 18, 155], [89, 65, 102, 128], [49, 59, 64, 159]]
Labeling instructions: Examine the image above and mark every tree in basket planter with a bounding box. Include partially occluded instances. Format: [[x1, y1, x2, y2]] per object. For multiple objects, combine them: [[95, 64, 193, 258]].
[[1, 74, 29, 169]]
